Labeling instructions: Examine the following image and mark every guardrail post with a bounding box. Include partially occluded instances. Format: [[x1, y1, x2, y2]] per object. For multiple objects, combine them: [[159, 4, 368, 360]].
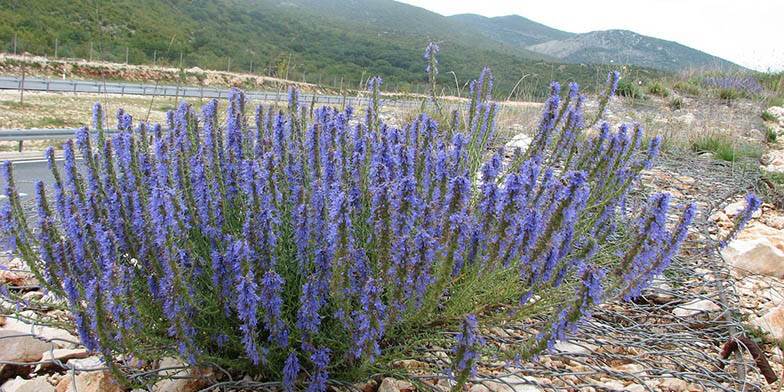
[[17, 141, 23, 153], [19, 59, 25, 105]]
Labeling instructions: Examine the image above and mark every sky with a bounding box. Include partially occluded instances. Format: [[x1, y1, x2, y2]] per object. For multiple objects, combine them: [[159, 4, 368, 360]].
[[397, 0, 783, 72]]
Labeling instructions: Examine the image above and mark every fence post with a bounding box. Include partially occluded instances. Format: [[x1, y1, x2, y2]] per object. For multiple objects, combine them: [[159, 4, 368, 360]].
[[54, 38, 58, 59], [89, 41, 93, 62], [227, 57, 231, 73], [125, 47, 129, 64], [13, 33, 16, 55]]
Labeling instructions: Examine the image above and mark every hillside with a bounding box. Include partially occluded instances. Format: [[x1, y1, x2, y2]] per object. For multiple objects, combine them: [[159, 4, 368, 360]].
[[0, 0, 664, 98], [449, 14, 740, 72], [448, 14, 574, 47], [526, 30, 740, 72]]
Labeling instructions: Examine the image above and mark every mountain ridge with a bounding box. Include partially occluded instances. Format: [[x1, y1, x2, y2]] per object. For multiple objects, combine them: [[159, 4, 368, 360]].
[[449, 13, 742, 72]]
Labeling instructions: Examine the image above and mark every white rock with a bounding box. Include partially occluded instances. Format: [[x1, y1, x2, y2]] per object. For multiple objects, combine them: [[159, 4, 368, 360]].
[[552, 341, 594, 355], [724, 200, 762, 218], [2, 316, 79, 349], [484, 375, 543, 392], [0, 329, 51, 362], [761, 150, 784, 172], [66, 356, 105, 371], [1, 376, 55, 392], [721, 223, 784, 278], [36, 349, 90, 372], [505, 133, 533, 152], [673, 299, 721, 317]]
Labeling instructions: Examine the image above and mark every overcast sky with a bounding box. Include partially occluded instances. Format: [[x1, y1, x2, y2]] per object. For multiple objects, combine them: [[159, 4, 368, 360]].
[[397, 0, 783, 72]]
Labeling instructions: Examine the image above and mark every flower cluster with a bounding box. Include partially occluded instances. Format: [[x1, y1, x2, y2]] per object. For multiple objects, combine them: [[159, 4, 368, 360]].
[[1, 46, 699, 390], [701, 74, 764, 96]]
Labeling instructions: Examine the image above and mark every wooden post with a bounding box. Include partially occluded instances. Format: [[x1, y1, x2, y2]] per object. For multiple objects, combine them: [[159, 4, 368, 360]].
[[227, 57, 231, 73], [54, 38, 58, 59], [153, 49, 157, 65], [13, 33, 16, 55], [249, 59, 253, 73], [89, 41, 93, 62], [125, 46, 129, 64]]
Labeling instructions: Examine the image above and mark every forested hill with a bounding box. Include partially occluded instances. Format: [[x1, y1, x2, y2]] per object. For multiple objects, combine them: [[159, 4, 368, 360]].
[[0, 0, 666, 97]]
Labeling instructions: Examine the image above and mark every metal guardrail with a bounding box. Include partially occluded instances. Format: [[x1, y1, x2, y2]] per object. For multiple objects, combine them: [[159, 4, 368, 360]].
[[0, 76, 421, 107], [0, 128, 96, 141]]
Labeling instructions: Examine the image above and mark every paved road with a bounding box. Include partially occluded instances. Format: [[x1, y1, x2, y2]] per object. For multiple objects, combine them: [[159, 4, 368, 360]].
[[0, 75, 419, 107], [0, 157, 68, 202]]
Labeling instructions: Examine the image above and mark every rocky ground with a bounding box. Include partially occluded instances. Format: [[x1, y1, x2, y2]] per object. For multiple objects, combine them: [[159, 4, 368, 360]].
[[1, 92, 784, 391]]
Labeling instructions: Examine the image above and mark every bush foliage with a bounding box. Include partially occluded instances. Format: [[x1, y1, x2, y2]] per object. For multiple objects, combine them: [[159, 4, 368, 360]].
[[1, 45, 701, 390]]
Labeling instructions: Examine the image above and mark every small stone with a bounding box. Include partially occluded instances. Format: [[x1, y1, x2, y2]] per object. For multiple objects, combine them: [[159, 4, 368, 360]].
[[625, 384, 646, 392], [390, 359, 428, 369], [659, 377, 689, 391], [378, 377, 415, 392], [673, 299, 721, 317], [0, 329, 51, 362]]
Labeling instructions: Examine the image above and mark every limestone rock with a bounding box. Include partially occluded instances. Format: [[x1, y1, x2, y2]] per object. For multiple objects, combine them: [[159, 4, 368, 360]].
[[724, 200, 762, 218], [61, 371, 121, 392], [2, 315, 79, 349], [721, 223, 784, 278], [378, 377, 415, 392], [1, 376, 55, 392], [36, 349, 90, 371], [66, 356, 104, 371], [483, 375, 543, 392], [761, 150, 784, 172], [551, 341, 595, 355], [0, 329, 51, 362], [752, 303, 784, 341], [659, 377, 689, 391], [673, 299, 721, 318], [505, 133, 533, 152], [152, 357, 212, 392]]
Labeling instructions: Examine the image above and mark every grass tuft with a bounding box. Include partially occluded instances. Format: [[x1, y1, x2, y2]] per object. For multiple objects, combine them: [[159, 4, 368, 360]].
[[646, 82, 670, 98], [762, 110, 776, 122], [672, 81, 701, 96], [616, 79, 644, 99], [691, 133, 763, 162], [763, 124, 777, 143], [668, 97, 684, 110]]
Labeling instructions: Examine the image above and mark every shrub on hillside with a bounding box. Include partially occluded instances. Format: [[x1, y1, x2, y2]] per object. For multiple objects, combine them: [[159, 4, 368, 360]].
[[1, 45, 723, 390], [616, 78, 644, 99]]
